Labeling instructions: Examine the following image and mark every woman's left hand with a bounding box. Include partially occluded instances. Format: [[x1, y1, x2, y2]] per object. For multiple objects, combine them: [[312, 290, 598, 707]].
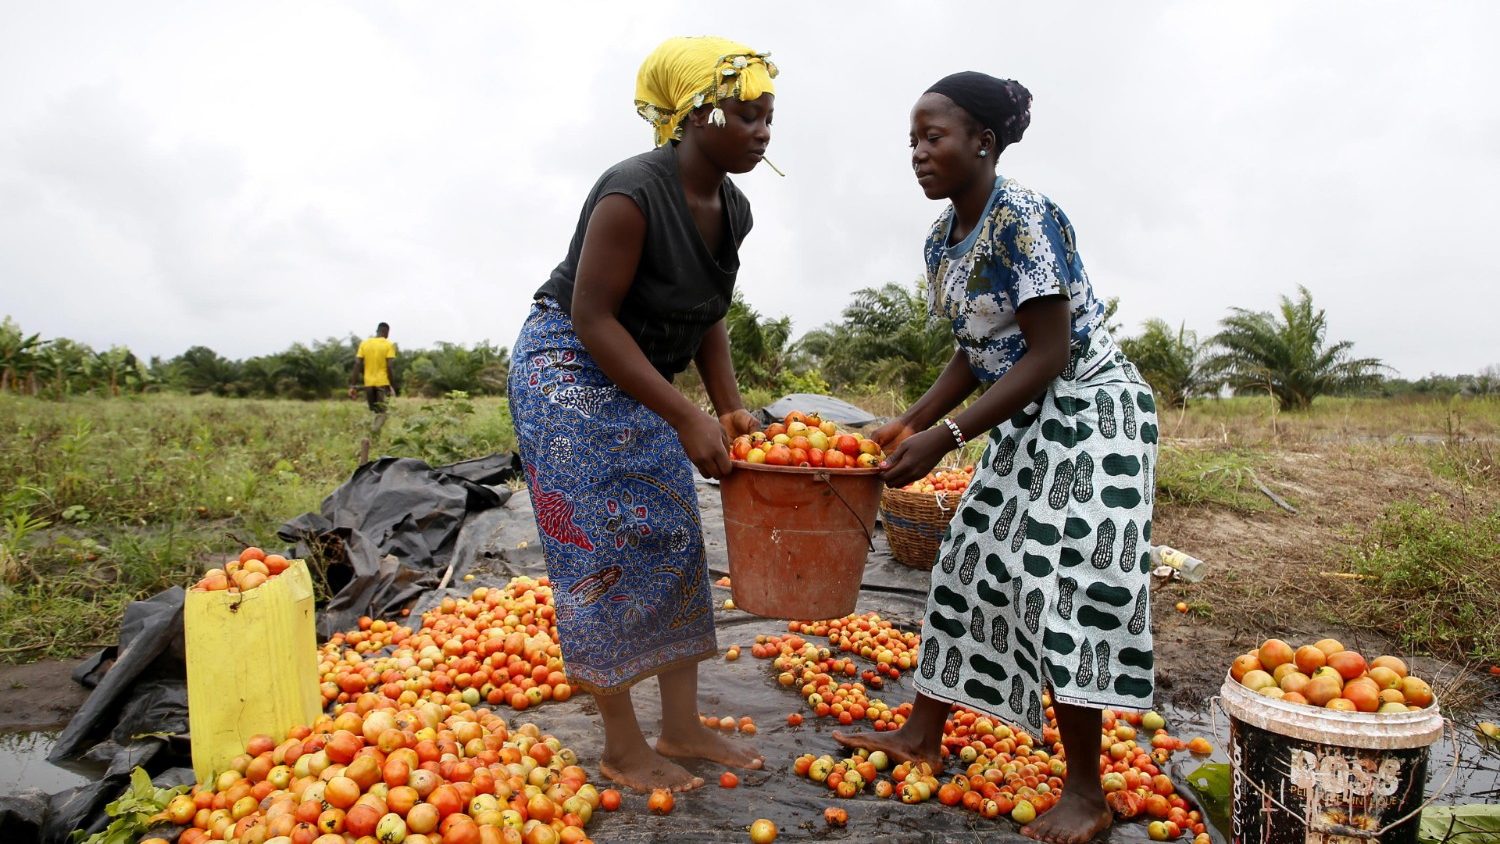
[[719, 409, 760, 440], [878, 427, 953, 489]]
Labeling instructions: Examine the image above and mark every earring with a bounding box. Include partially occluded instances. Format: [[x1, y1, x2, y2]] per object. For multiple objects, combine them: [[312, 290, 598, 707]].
[[978, 150, 988, 158]]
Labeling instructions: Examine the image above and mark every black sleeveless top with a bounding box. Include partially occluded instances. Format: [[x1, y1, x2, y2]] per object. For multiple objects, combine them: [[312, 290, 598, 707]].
[[535, 144, 753, 379]]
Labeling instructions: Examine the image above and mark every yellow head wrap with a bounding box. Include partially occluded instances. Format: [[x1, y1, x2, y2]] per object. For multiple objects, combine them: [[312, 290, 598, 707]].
[[635, 36, 778, 148]]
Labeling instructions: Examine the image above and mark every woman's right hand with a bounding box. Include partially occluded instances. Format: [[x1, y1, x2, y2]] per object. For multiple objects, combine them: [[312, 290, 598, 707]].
[[677, 412, 734, 480], [878, 427, 952, 489], [872, 417, 920, 452]]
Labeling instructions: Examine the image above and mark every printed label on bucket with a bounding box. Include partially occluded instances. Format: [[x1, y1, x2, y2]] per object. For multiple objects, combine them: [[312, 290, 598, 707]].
[[1229, 724, 1428, 843], [1287, 750, 1402, 799]]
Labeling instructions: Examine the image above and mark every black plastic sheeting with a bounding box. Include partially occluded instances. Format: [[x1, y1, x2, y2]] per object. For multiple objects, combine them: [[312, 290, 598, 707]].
[[278, 453, 519, 638], [758, 394, 881, 428], [0, 588, 197, 843], [3, 454, 519, 844]]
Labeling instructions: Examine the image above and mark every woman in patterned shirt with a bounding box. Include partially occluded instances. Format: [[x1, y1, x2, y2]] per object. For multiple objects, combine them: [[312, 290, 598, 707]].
[[835, 72, 1159, 844]]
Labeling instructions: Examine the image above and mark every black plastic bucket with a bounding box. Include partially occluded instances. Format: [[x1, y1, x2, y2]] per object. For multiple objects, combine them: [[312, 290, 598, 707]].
[[1219, 676, 1443, 842]]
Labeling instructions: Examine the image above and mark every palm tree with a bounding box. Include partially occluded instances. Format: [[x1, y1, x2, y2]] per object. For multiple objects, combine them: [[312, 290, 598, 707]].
[[274, 339, 352, 399], [173, 346, 240, 396], [1207, 286, 1385, 411], [1119, 319, 1208, 408], [788, 324, 856, 390], [406, 342, 510, 396], [726, 292, 795, 393], [0, 317, 43, 394], [799, 279, 953, 402], [1466, 364, 1500, 396], [237, 356, 282, 397]]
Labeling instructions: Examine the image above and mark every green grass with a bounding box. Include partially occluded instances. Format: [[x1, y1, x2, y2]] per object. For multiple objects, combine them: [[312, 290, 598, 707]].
[[1154, 444, 1276, 514], [1163, 394, 1500, 443], [0, 393, 515, 661], [1426, 437, 1497, 491], [1343, 497, 1500, 663]]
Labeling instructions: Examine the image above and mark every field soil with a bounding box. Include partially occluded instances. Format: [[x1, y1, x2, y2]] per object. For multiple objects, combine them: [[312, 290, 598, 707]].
[[1151, 438, 1467, 708], [0, 658, 91, 732]]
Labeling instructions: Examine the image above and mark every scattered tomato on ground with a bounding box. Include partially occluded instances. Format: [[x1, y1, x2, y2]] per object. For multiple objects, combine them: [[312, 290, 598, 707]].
[[764, 612, 1212, 838]]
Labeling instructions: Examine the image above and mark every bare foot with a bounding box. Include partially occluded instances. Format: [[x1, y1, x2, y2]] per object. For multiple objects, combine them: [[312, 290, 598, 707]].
[[656, 721, 764, 770], [1020, 790, 1112, 844], [832, 727, 942, 771], [599, 746, 704, 793]]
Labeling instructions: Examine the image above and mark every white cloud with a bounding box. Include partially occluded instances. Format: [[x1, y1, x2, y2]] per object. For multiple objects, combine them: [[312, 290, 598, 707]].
[[1, 0, 1496, 378]]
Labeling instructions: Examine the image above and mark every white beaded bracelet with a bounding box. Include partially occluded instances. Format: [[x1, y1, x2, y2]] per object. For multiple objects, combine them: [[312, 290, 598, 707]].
[[941, 417, 966, 449]]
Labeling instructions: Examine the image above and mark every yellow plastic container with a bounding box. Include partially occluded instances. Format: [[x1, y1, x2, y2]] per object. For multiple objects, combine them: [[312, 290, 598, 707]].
[[185, 558, 321, 782]]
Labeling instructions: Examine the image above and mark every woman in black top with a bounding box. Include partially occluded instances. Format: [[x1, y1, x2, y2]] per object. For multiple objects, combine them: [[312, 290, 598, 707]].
[[507, 36, 774, 792]]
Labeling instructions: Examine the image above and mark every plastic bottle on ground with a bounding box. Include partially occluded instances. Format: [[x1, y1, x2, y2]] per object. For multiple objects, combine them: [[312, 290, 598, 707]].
[[1150, 545, 1206, 583]]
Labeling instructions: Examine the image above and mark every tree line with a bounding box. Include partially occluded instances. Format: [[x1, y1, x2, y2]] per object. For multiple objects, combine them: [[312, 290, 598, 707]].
[[3, 285, 1495, 410], [0, 318, 508, 400], [724, 283, 1495, 412]]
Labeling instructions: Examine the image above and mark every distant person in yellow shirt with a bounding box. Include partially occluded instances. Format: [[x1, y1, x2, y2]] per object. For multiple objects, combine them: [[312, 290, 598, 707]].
[[349, 322, 398, 433]]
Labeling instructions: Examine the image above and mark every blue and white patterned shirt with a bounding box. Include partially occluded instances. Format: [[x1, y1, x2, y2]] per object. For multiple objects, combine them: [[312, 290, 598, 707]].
[[924, 177, 1108, 382]]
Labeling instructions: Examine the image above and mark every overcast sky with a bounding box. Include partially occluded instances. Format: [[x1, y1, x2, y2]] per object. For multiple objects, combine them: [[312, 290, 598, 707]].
[[2, 2, 1496, 379]]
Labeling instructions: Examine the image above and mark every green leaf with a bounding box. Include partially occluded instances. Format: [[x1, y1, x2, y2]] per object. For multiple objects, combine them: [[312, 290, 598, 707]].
[[1183, 762, 1233, 834], [129, 765, 154, 797], [1419, 805, 1500, 843], [73, 767, 185, 844]]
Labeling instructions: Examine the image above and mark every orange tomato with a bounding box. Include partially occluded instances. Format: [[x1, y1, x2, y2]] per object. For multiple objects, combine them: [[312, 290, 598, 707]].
[[646, 788, 674, 815]]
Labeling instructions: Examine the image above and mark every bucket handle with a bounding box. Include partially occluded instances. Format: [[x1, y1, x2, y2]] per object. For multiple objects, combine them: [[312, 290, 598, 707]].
[[815, 471, 876, 552], [1210, 696, 1462, 839]]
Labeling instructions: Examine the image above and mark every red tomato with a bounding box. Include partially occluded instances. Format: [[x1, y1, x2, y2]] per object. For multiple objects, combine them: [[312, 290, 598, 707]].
[[429, 785, 464, 818]]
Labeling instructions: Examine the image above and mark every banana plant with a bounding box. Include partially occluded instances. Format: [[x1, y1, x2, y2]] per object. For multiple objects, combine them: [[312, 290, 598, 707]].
[[0, 316, 43, 395]]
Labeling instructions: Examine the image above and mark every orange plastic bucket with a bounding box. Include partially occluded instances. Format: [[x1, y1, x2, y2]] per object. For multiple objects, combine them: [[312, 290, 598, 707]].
[[720, 462, 883, 619]]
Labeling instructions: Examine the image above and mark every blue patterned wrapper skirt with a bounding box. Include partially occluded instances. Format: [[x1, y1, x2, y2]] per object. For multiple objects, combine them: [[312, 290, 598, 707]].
[[507, 298, 717, 695], [912, 346, 1159, 731]]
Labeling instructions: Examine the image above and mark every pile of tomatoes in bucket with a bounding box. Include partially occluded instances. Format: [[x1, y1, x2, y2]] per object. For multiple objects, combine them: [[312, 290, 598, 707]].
[[190, 546, 294, 593], [1230, 637, 1435, 712], [897, 465, 975, 494], [728, 411, 884, 469]]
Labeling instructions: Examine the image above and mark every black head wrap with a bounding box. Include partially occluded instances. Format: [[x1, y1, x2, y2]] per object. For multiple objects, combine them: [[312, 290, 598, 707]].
[[924, 72, 1032, 149]]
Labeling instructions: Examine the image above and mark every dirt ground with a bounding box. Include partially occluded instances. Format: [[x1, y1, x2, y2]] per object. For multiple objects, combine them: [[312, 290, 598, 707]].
[[0, 658, 91, 732], [1148, 439, 1495, 711]]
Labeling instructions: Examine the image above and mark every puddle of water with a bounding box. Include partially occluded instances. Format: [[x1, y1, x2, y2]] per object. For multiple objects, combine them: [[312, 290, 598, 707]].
[[0, 731, 101, 795]]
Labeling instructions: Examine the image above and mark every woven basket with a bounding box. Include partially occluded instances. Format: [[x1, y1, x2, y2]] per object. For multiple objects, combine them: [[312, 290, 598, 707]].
[[880, 486, 965, 570]]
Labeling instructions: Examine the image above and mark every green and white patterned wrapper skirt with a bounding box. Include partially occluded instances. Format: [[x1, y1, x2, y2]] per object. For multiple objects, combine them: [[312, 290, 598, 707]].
[[912, 348, 1159, 731]]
